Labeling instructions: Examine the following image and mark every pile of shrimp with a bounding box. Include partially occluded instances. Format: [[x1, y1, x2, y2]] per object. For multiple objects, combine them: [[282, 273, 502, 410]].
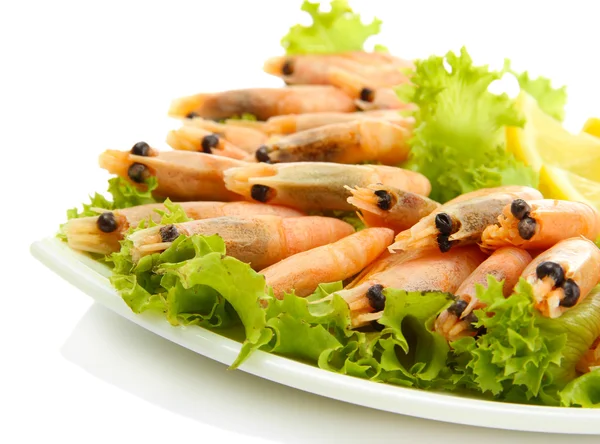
[[64, 50, 600, 377]]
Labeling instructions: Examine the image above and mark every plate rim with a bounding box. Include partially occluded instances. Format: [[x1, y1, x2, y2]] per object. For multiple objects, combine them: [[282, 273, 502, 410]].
[[31, 236, 600, 435]]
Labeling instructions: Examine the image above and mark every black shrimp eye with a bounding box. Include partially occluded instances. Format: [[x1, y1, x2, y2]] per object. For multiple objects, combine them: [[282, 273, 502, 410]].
[[159, 224, 180, 242], [131, 141, 150, 156], [255, 145, 271, 163], [127, 163, 150, 183], [560, 279, 581, 307], [201, 134, 220, 154], [359, 87, 375, 102], [517, 216, 537, 240], [281, 59, 294, 76], [96, 212, 118, 233], [250, 184, 273, 203], [447, 299, 468, 317], [437, 234, 453, 253], [535, 261, 565, 287], [186, 111, 199, 119], [374, 190, 392, 210], [434, 212, 453, 236], [510, 199, 531, 220], [366, 284, 386, 311]]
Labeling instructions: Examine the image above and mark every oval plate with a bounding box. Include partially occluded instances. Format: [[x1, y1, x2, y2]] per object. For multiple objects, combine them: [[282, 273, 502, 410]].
[[31, 237, 600, 434]]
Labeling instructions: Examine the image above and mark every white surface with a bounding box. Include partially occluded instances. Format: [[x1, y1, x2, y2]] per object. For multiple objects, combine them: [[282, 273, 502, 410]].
[[30, 236, 600, 435], [3, 0, 600, 442]]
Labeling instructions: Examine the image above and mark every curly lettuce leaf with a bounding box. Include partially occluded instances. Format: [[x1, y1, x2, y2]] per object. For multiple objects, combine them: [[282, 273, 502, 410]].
[[399, 47, 537, 203], [560, 369, 600, 408], [451, 278, 600, 404], [505, 60, 567, 122], [66, 176, 160, 220], [281, 0, 381, 55]]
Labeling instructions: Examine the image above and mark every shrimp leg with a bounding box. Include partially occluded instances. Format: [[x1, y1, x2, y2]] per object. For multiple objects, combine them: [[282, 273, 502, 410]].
[[434, 247, 532, 342], [128, 215, 354, 269], [389, 186, 543, 253], [335, 246, 486, 328], [253, 119, 411, 165], [261, 227, 394, 298], [223, 162, 431, 212], [346, 184, 440, 233], [98, 146, 246, 202], [64, 201, 305, 255], [169, 86, 355, 121], [520, 237, 600, 318], [166, 125, 248, 160], [481, 199, 600, 252]]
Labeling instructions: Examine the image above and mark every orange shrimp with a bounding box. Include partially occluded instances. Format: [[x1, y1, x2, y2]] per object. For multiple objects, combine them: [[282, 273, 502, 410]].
[[166, 125, 248, 160], [264, 110, 412, 135], [520, 237, 600, 318], [182, 117, 268, 153], [346, 183, 440, 233], [434, 247, 532, 342], [334, 246, 486, 328], [261, 227, 394, 298], [253, 118, 411, 165], [98, 148, 245, 202], [481, 199, 600, 252], [128, 215, 354, 269], [389, 186, 543, 253], [64, 201, 305, 255], [223, 162, 431, 212], [168, 86, 356, 121]]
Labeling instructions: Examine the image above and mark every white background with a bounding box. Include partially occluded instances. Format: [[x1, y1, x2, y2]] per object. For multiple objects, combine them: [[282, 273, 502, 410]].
[[3, 0, 600, 442]]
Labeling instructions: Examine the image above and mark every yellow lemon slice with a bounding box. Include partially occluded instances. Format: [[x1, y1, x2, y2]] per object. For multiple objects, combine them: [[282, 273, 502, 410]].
[[539, 164, 600, 210]]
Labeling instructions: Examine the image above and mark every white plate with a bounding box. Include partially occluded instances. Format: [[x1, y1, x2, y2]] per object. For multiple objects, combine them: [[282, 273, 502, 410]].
[[31, 236, 600, 434]]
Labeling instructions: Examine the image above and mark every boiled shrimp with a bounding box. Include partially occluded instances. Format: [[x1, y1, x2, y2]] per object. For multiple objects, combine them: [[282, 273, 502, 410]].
[[183, 117, 268, 153], [434, 247, 532, 342], [223, 162, 431, 212], [253, 118, 411, 165], [166, 125, 248, 160], [346, 183, 440, 233], [261, 227, 394, 298], [521, 237, 600, 318], [264, 110, 411, 135], [389, 186, 543, 253], [64, 201, 305, 255], [334, 246, 486, 328], [168, 86, 355, 121], [128, 215, 354, 269], [481, 199, 600, 252], [98, 147, 245, 202]]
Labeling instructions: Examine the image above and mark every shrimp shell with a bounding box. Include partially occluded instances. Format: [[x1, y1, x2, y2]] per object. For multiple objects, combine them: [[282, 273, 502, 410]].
[[339, 246, 486, 328], [346, 183, 440, 233], [434, 247, 532, 342], [98, 149, 245, 202], [168, 86, 356, 121], [128, 215, 355, 269], [183, 118, 268, 153], [521, 237, 600, 318], [223, 162, 431, 212], [166, 125, 248, 160], [64, 201, 305, 255], [256, 118, 411, 165], [261, 227, 394, 298], [389, 186, 543, 253], [481, 199, 600, 252]]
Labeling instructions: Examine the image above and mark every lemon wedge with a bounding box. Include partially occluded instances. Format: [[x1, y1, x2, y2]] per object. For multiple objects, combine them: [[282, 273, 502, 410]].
[[582, 117, 600, 138], [539, 164, 600, 210], [506, 92, 600, 182]]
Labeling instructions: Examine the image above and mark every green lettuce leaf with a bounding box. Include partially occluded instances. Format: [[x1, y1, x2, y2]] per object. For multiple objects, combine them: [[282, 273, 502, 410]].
[[398, 47, 537, 203], [450, 278, 600, 404], [560, 369, 600, 408], [505, 60, 567, 121], [281, 0, 381, 55]]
